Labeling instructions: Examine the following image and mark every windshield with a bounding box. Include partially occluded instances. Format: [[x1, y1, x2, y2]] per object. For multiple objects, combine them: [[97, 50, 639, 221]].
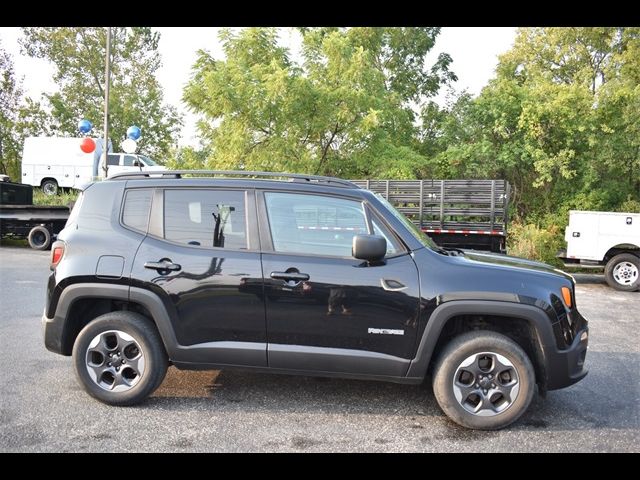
[[374, 193, 439, 250], [139, 155, 157, 166]]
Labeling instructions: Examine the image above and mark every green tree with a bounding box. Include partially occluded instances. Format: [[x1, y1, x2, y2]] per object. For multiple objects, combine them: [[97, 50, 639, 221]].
[[20, 27, 182, 160], [0, 42, 50, 180], [430, 27, 640, 220], [0, 43, 23, 179], [183, 27, 455, 177]]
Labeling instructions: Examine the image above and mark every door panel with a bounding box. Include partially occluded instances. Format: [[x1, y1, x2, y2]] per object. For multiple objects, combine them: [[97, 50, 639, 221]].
[[260, 191, 421, 375], [130, 187, 266, 366], [133, 237, 265, 346], [263, 253, 421, 359]]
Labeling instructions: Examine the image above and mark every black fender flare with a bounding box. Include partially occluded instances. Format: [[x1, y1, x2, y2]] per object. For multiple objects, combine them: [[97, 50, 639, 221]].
[[48, 283, 129, 354], [406, 300, 555, 380], [54, 284, 177, 356]]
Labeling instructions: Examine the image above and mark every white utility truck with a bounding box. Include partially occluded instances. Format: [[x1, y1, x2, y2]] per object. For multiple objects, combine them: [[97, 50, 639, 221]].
[[21, 137, 165, 195], [559, 210, 640, 291]]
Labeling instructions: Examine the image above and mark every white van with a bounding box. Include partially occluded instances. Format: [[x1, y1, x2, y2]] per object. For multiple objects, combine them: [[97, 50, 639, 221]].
[[560, 210, 640, 291], [21, 137, 165, 195]]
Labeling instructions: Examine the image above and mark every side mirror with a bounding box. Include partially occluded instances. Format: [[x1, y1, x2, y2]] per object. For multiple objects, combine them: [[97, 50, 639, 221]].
[[352, 234, 386, 263], [133, 160, 142, 168]]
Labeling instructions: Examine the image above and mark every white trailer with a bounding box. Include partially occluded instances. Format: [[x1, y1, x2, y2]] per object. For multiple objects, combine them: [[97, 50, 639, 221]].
[[21, 137, 165, 195], [560, 210, 640, 291]]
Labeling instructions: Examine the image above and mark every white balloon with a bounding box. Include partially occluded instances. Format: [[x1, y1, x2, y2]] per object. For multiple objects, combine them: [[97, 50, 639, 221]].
[[121, 138, 137, 154]]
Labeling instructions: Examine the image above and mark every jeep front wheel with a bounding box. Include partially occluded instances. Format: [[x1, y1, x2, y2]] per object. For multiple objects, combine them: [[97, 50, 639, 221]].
[[433, 331, 535, 430], [72, 311, 168, 406]]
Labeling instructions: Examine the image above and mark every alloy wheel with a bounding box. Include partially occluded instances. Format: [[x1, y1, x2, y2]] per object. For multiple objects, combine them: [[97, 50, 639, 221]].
[[85, 330, 146, 392], [452, 351, 520, 417]]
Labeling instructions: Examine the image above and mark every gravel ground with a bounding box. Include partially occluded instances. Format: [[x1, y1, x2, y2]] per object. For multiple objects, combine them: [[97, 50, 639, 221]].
[[0, 246, 638, 452]]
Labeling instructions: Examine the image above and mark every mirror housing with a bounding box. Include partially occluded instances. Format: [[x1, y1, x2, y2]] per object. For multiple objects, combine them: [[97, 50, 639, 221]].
[[352, 234, 386, 263]]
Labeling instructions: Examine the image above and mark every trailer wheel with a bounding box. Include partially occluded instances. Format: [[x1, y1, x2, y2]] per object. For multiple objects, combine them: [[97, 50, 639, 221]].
[[41, 179, 58, 196], [605, 253, 639, 292], [28, 226, 51, 250]]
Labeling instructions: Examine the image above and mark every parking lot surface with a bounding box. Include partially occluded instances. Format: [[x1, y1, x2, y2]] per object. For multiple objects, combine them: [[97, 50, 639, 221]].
[[0, 246, 638, 452]]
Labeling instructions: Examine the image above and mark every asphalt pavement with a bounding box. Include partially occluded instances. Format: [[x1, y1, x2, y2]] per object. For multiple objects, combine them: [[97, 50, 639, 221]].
[[0, 246, 638, 452]]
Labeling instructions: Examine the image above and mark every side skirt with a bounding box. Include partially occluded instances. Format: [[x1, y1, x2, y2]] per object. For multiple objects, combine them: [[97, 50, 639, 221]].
[[171, 361, 424, 385]]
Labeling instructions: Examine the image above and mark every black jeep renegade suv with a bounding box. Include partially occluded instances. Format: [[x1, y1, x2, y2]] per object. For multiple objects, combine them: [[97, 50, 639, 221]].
[[43, 171, 589, 430]]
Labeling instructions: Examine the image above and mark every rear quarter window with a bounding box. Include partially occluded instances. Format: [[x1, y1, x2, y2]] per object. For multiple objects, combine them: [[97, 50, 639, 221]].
[[122, 189, 153, 233], [65, 192, 84, 228]]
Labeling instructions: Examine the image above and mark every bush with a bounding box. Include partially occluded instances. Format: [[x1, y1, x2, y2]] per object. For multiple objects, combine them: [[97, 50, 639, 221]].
[[507, 222, 564, 267], [617, 196, 640, 213]]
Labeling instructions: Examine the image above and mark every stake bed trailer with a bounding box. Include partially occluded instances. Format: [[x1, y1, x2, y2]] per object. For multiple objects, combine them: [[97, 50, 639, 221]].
[[351, 179, 510, 253]]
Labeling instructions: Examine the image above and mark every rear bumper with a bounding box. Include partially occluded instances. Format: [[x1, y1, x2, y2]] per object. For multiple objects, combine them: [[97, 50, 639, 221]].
[[42, 310, 65, 355]]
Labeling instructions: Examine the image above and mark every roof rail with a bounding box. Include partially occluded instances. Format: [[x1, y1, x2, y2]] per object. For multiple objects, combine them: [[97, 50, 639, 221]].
[[106, 170, 360, 189]]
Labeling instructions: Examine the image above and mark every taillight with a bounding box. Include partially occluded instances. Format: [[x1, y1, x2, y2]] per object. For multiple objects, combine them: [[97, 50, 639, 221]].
[[51, 241, 65, 270]]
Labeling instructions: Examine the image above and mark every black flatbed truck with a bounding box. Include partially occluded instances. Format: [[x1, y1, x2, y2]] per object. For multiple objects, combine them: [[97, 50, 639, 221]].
[[0, 176, 69, 250]]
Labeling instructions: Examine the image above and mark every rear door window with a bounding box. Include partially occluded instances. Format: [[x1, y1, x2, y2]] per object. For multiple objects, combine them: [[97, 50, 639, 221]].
[[163, 189, 247, 249]]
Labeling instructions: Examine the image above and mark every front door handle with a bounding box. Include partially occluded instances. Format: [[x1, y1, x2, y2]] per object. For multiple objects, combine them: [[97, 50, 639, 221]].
[[270, 271, 310, 282], [144, 259, 181, 272]]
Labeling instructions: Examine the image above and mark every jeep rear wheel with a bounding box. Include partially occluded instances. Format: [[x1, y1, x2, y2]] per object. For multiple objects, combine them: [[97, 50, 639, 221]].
[[72, 311, 168, 406], [433, 331, 535, 430]]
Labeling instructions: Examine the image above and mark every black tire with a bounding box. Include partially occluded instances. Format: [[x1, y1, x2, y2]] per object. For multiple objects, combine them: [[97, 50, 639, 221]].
[[72, 311, 168, 406], [27, 225, 51, 250], [432, 331, 535, 430], [41, 179, 58, 196], [604, 253, 640, 292]]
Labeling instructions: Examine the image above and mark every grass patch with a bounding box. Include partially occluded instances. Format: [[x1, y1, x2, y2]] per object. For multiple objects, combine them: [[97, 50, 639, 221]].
[[0, 238, 28, 247], [32, 188, 79, 207]]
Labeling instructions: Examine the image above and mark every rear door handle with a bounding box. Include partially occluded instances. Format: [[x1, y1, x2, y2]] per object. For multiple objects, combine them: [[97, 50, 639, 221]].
[[270, 271, 310, 282], [144, 260, 181, 272]]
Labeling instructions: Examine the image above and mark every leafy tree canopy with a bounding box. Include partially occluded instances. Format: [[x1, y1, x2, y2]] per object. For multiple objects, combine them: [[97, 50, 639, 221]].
[[0, 41, 50, 180], [182, 27, 456, 177], [427, 27, 640, 219], [20, 27, 182, 160]]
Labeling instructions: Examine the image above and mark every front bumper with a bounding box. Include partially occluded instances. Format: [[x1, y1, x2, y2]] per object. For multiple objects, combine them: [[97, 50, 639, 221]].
[[545, 324, 589, 390]]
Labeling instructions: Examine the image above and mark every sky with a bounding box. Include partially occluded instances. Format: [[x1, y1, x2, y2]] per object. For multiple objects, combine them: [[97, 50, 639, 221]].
[[0, 27, 517, 147]]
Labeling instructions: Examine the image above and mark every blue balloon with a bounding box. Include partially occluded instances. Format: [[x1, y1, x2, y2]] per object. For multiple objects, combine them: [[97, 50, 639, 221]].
[[127, 125, 141, 140], [78, 119, 92, 134]]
